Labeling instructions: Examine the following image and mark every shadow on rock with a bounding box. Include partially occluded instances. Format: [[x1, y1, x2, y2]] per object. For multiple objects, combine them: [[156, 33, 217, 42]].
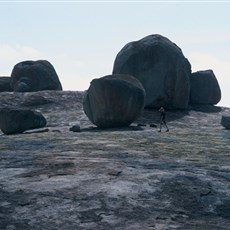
[[189, 105, 222, 113], [136, 108, 189, 125], [80, 125, 144, 132]]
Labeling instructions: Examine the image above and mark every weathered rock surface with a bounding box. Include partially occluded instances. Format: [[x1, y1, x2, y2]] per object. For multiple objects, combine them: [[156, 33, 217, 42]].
[[0, 90, 230, 230], [112, 34, 191, 109], [0, 108, 47, 135], [0, 76, 12, 92], [190, 70, 221, 105], [22, 94, 53, 106], [83, 74, 145, 128], [221, 115, 230, 129], [10, 60, 63, 92]]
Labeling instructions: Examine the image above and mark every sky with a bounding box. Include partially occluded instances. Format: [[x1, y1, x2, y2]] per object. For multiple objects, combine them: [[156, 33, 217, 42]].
[[0, 1, 229, 107]]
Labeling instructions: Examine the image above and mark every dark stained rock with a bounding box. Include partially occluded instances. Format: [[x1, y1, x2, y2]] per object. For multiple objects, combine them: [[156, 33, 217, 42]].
[[112, 34, 191, 109], [83, 74, 146, 128], [0, 77, 12, 92], [10, 60, 62, 92], [0, 108, 47, 135], [221, 115, 230, 129], [190, 70, 221, 105]]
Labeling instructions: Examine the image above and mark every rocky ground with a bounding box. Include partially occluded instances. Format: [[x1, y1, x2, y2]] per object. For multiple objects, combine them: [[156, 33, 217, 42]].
[[0, 91, 230, 230]]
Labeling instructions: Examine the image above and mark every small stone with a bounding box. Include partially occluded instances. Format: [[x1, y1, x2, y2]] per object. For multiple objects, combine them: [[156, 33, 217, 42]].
[[70, 124, 81, 132]]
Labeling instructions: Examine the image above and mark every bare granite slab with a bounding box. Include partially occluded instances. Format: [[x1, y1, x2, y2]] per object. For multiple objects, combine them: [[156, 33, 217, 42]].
[[0, 91, 230, 230]]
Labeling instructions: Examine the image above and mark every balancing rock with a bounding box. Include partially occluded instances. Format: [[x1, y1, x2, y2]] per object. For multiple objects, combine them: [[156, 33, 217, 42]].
[[83, 74, 145, 128]]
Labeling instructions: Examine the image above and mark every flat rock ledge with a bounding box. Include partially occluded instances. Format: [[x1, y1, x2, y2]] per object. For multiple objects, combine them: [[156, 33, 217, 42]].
[[0, 91, 230, 230]]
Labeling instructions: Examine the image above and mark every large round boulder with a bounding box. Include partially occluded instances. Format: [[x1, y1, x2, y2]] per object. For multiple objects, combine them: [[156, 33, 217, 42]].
[[112, 34, 191, 109], [10, 60, 62, 92], [190, 70, 221, 105], [0, 77, 12, 92], [0, 108, 47, 135], [83, 74, 146, 128]]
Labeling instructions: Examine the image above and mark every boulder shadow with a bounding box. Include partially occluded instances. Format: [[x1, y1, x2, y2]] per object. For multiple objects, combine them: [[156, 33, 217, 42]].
[[135, 108, 190, 125], [80, 125, 144, 132], [189, 105, 222, 113]]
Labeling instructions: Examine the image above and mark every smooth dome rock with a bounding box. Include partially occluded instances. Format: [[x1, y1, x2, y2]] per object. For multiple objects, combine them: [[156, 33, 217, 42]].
[[112, 34, 191, 109], [190, 70, 221, 105], [0, 108, 47, 135], [10, 60, 62, 92], [83, 74, 146, 128]]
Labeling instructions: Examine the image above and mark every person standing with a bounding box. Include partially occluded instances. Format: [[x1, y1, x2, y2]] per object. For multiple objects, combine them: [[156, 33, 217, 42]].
[[159, 107, 169, 132]]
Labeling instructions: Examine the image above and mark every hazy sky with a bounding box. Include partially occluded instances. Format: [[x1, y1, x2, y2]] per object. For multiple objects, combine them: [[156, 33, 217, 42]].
[[0, 1, 229, 107]]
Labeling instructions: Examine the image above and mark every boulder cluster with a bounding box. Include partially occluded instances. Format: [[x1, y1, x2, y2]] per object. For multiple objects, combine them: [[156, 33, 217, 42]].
[[83, 34, 222, 128], [0, 60, 62, 92], [0, 60, 62, 134], [112, 34, 221, 109], [0, 34, 225, 132]]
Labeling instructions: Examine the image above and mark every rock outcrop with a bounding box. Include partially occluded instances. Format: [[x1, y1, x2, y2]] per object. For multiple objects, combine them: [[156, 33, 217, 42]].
[[0, 76, 12, 92], [0, 108, 47, 135], [83, 74, 145, 128], [0, 91, 229, 230], [112, 34, 191, 109], [190, 70, 221, 105], [10, 60, 62, 92], [221, 115, 230, 129]]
